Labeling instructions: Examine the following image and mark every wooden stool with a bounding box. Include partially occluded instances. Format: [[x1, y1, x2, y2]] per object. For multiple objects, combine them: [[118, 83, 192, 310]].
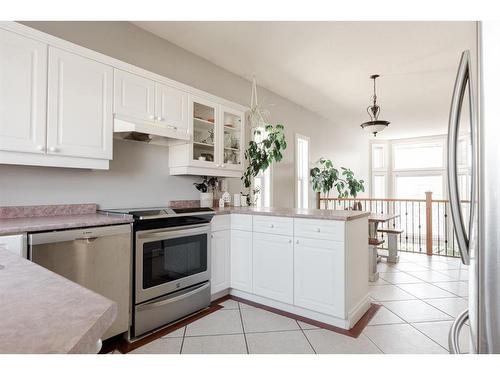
[[377, 228, 404, 264]]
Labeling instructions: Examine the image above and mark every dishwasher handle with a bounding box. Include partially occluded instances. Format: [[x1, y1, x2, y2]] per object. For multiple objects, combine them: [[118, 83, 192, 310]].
[[29, 224, 131, 245]]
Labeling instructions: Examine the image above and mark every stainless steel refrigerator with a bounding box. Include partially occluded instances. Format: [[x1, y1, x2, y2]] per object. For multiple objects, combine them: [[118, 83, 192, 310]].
[[448, 21, 500, 354]]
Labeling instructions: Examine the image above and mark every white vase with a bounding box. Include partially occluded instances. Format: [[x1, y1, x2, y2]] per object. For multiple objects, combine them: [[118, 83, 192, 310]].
[[233, 193, 241, 207], [200, 192, 213, 208], [240, 195, 248, 207]]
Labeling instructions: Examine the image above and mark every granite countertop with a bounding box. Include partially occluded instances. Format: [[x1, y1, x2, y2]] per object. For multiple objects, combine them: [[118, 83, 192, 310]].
[[0, 248, 116, 353], [0, 212, 133, 236], [212, 206, 370, 221]]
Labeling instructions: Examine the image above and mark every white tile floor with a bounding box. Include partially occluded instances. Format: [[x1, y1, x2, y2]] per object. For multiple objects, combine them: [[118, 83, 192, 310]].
[[124, 252, 469, 354]]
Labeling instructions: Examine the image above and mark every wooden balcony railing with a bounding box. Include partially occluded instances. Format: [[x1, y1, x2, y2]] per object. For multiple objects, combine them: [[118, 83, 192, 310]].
[[316, 192, 467, 258]]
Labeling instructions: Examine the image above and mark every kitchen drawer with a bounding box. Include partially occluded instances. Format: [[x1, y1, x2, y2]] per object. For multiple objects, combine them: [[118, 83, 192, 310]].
[[294, 218, 344, 242], [211, 214, 231, 232], [253, 215, 293, 236], [231, 214, 253, 231]]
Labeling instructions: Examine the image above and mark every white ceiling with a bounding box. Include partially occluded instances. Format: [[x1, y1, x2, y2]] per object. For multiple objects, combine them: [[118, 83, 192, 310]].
[[133, 21, 476, 138]]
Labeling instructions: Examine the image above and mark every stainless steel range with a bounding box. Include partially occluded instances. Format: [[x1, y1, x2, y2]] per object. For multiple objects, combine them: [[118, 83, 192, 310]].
[[105, 207, 215, 338]]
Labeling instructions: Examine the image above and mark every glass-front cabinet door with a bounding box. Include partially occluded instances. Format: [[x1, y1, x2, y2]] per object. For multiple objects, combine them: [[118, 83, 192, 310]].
[[191, 96, 219, 167], [220, 106, 244, 170]]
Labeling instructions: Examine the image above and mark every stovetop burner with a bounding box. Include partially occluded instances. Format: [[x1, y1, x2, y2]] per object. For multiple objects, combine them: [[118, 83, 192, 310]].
[[104, 207, 214, 220]]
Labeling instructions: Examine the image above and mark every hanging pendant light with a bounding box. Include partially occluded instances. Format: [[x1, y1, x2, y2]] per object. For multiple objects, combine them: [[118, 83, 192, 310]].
[[360, 74, 390, 136]]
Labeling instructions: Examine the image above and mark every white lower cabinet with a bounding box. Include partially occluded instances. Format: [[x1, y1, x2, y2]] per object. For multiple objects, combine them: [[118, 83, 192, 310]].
[[210, 229, 230, 295], [230, 229, 252, 293], [252, 232, 294, 304], [294, 237, 345, 317]]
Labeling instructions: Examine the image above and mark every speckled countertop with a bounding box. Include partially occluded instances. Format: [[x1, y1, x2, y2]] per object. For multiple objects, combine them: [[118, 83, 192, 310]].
[[0, 204, 133, 236], [212, 206, 370, 221], [0, 248, 116, 353]]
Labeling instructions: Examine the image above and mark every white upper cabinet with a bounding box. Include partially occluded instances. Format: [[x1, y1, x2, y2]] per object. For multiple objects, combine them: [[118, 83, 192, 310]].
[[155, 83, 188, 134], [114, 69, 155, 122], [168, 95, 245, 177], [47, 47, 113, 160], [0, 29, 47, 154]]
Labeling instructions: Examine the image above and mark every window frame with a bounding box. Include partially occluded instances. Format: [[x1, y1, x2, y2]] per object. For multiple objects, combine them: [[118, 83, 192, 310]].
[[370, 135, 449, 200], [295, 133, 311, 209]]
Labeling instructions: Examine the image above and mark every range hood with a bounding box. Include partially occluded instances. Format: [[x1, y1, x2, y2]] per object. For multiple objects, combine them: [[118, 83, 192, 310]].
[[113, 118, 189, 147]]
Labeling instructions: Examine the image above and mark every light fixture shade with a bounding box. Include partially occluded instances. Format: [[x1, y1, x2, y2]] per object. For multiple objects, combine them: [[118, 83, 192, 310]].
[[360, 120, 390, 136], [360, 74, 390, 136]]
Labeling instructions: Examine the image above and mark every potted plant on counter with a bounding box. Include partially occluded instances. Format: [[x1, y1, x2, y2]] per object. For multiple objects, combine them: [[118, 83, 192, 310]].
[[193, 176, 218, 208], [310, 158, 365, 209], [241, 124, 287, 206]]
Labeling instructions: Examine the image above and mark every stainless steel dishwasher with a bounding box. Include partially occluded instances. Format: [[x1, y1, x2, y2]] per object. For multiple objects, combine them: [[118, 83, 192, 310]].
[[29, 224, 132, 340]]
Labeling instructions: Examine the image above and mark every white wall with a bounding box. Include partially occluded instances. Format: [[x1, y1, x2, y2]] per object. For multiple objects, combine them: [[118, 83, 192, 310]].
[[0, 21, 336, 209]]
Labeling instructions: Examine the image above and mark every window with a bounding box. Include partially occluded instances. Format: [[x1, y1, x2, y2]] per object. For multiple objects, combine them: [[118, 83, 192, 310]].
[[394, 174, 444, 199], [372, 175, 386, 198], [295, 134, 310, 208], [393, 142, 444, 170], [253, 127, 272, 208], [370, 136, 449, 199]]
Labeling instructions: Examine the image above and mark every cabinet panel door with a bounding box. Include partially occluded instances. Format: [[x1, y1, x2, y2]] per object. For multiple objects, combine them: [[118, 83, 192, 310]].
[[114, 69, 155, 122], [47, 47, 113, 159], [294, 237, 345, 317], [190, 96, 220, 167], [220, 106, 244, 171], [253, 232, 294, 304], [155, 83, 188, 133], [211, 230, 230, 295], [0, 29, 47, 154], [230, 229, 252, 293]]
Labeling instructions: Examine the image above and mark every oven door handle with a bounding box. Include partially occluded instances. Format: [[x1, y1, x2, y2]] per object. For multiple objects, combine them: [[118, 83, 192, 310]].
[[137, 224, 210, 241], [136, 282, 210, 311]]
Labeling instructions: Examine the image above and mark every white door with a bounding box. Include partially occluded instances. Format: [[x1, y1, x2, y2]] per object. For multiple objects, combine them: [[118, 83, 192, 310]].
[[211, 230, 231, 295], [0, 29, 47, 154], [252, 232, 294, 304], [155, 83, 188, 134], [230, 229, 252, 293], [47, 47, 113, 159], [294, 237, 345, 317], [114, 69, 155, 122]]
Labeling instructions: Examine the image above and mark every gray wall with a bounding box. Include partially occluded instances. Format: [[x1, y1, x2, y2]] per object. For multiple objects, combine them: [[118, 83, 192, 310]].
[[0, 21, 334, 209]]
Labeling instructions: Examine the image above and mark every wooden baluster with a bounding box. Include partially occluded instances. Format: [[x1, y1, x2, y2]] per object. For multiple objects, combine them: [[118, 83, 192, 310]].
[[425, 191, 433, 256]]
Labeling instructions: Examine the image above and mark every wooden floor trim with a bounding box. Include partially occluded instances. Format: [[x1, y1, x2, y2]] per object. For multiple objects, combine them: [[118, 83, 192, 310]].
[[100, 300, 224, 354], [100, 293, 380, 353], [230, 295, 381, 338]]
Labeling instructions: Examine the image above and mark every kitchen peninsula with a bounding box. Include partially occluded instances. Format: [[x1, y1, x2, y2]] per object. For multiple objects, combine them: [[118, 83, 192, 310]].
[[209, 206, 371, 330]]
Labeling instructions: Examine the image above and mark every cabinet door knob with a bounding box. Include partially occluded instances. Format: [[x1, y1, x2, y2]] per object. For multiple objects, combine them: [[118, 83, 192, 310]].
[[296, 240, 300, 245], [211, 234, 214, 238], [269, 224, 274, 228], [315, 228, 321, 232], [48, 147, 58, 153], [288, 239, 292, 244], [37, 145, 45, 152]]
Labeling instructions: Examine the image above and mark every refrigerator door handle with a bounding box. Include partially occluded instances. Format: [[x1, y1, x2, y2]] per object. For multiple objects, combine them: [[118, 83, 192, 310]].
[[449, 309, 469, 354], [447, 49, 473, 266]]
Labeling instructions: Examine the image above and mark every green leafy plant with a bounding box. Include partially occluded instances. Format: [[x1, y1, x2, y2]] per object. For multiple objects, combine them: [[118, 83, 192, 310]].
[[241, 124, 287, 204], [310, 158, 365, 199]]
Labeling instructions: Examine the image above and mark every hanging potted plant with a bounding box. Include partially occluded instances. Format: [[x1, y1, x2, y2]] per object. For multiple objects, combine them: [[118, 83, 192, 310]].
[[241, 124, 287, 205]]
